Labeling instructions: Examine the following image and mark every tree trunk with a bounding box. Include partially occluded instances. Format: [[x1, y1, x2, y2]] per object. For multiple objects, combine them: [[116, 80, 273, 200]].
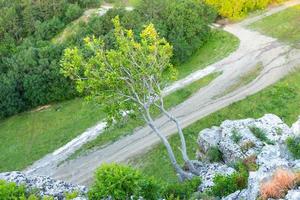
[[156, 101, 199, 175], [144, 108, 193, 181]]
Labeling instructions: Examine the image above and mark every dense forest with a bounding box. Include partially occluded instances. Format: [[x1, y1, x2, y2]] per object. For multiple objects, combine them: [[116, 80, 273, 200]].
[[0, 0, 216, 119]]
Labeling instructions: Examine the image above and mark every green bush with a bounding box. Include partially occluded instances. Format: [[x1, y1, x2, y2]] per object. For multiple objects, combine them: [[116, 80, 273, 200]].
[[207, 147, 223, 162], [137, 0, 217, 63], [286, 136, 300, 159], [88, 163, 162, 200], [231, 129, 242, 143], [204, 0, 286, 20], [65, 4, 83, 22], [210, 162, 248, 197], [0, 180, 27, 200], [163, 177, 202, 200]]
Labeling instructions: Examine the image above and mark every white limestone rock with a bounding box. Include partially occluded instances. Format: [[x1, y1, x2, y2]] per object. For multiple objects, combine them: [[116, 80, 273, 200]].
[[192, 161, 235, 192], [0, 171, 87, 200], [285, 188, 300, 200]]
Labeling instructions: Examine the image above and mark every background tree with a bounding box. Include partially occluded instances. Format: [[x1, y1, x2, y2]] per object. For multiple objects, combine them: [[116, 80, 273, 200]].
[[61, 17, 199, 181]]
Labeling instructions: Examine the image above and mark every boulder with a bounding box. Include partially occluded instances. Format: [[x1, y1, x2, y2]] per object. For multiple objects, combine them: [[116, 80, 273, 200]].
[[291, 116, 300, 136], [192, 161, 235, 192], [0, 171, 87, 200], [197, 114, 294, 164], [285, 188, 300, 200]]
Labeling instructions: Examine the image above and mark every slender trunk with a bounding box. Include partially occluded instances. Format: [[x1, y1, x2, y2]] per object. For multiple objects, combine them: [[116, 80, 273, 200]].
[[144, 108, 193, 181], [157, 99, 199, 175]]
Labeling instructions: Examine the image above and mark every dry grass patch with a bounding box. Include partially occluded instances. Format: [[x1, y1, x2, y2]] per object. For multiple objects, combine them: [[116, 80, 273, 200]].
[[260, 169, 297, 199]]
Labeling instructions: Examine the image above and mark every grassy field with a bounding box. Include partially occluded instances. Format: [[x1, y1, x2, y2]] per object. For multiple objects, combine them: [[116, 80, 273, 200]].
[[0, 28, 238, 172], [131, 68, 300, 183], [249, 5, 300, 46], [68, 72, 222, 160], [0, 99, 105, 172]]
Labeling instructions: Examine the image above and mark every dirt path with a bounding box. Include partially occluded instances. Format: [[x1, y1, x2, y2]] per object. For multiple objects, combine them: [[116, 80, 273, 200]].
[[26, 0, 300, 185]]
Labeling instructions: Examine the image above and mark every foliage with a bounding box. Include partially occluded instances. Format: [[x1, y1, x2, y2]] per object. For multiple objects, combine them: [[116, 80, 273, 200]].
[[65, 191, 78, 200], [249, 126, 274, 145], [206, 147, 223, 162], [231, 128, 242, 143], [65, 4, 83, 22], [88, 163, 162, 200], [0, 0, 95, 119], [204, 0, 287, 20], [260, 169, 297, 199], [286, 136, 300, 159], [243, 155, 259, 171], [163, 177, 202, 200], [209, 162, 248, 197], [136, 0, 217, 63], [0, 180, 27, 200], [61, 16, 174, 124]]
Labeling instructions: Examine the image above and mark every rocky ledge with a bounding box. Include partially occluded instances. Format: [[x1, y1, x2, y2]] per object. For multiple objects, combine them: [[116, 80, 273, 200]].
[[0, 171, 87, 199], [196, 114, 300, 200]]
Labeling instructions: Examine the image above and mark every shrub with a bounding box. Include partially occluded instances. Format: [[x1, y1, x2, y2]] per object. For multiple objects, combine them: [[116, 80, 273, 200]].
[[231, 129, 242, 143], [204, 0, 287, 20], [88, 163, 162, 200], [0, 180, 27, 199], [240, 141, 256, 152], [260, 169, 297, 199], [163, 177, 202, 200], [243, 155, 259, 171], [286, 136, 300, 159], [206, 147, 223, 162], [65, 4, 83, 22], [210, 162, 248, 197], [249, 126, 274, 145]]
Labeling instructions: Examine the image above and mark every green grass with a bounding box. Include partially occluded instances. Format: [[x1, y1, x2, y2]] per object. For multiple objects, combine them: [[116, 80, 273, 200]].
[[68, 72, 222, 160], [0, 99, 105, 172], [176, 30, 239, 80], [131, 67, 300, 183], [249, 5, 300, 46]]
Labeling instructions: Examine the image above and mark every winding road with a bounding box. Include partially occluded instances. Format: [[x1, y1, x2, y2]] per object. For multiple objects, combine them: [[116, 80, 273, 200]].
[[26, 0, 300, 185]]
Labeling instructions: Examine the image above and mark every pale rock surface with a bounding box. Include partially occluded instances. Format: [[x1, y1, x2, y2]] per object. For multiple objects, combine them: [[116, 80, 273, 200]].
[[0, 171, 87, 200]]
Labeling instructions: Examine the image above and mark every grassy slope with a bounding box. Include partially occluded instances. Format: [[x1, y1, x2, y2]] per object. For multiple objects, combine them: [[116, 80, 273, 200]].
[[0, 29, 238, 172], [249, 5, 300, 46], [131, 68, 300, 183], [0, 99, 105, 172]]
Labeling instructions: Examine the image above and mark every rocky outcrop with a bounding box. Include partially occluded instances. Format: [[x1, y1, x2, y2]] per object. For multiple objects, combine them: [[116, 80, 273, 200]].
[[197, 114, 300, 200], [0, 171, 87, 200]]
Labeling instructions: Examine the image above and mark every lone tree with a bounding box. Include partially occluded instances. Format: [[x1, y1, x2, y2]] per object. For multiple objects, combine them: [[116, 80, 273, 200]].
[[61, 17, 198, 181]]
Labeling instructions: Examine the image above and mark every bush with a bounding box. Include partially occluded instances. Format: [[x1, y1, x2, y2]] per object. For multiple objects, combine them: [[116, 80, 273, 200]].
[[0, 180, 27, 199], [88, 163, 162, 200], [35, 17, 65, 40], [207, 147, 223, 162], [0, 73, 24, 118], [204, 0, 287, 20], [163, 177, 202, 200], [286, 136, 300, 159], [65, 4, 83, 22], [210, 162, 248, 197], [231, 128, 242, 143]]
